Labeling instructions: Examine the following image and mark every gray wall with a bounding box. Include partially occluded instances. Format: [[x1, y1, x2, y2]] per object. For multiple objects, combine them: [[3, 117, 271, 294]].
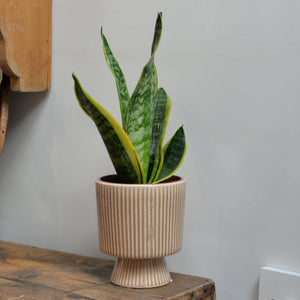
[[1, 1, 300, 299]]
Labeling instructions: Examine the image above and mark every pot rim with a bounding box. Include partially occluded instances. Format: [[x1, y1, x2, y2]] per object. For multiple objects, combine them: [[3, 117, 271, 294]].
[[96, 174, 185, 187]]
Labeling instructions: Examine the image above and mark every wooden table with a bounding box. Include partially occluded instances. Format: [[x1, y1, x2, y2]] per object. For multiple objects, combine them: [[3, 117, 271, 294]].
[[0, 240, 216, 299]]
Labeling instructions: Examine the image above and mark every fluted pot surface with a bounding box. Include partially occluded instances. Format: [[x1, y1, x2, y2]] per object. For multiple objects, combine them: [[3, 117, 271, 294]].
[[95, 175, 186, 288]]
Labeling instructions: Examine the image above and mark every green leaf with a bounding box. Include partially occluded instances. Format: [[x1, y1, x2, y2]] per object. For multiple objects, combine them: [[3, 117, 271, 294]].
[[125, 12, 163, 178], [154, 126, 186, 183], [151, 12, 163, 56], [72, 73, 144, 183], [101, 29, 130, 129], [147, 88, 171, 183]]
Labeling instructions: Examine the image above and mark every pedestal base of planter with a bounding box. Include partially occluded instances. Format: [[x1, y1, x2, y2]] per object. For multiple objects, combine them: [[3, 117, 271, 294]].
[[111, 257, 172, 288]]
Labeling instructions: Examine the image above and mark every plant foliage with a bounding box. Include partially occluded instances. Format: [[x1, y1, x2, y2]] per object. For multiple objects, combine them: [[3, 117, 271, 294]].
[[73, 13, 186, 183]]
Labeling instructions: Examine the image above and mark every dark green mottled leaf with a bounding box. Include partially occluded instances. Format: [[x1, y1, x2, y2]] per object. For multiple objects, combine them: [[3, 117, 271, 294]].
[[147, 88, 171, 183], [125, 12, 162, 177], [154, 126, 186, 183], [101, 29, 130, 129], [72, 74, 144, 183], [151, 12, 162, 56]]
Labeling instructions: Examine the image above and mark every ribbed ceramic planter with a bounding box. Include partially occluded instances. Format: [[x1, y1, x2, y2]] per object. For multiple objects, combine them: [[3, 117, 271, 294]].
[[96, 175, 186, 288]]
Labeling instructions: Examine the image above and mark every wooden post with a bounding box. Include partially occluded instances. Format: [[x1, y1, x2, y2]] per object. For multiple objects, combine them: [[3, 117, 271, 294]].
[[0, 74, 8, 155]]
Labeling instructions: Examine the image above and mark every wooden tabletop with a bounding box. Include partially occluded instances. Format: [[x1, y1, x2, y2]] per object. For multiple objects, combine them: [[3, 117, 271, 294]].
[[0, 240, 216, 300]]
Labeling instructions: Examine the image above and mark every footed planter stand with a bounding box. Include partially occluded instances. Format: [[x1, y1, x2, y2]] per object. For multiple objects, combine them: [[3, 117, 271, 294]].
[[96, 175, 186, 288]]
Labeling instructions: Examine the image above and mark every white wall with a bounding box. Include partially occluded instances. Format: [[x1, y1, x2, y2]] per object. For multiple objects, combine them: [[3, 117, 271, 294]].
[[1, 1, 300, 299]]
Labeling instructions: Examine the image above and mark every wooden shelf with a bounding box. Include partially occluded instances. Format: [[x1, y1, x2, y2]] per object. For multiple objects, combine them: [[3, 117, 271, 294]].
[[0, 0, 52, 92], [0, 240, 216, 300]]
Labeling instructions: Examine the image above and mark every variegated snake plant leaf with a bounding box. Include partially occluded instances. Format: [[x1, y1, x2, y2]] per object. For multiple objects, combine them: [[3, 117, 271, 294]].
[[73, 12, 186, 184]]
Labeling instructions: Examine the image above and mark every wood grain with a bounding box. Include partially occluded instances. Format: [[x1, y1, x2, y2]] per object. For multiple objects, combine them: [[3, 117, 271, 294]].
[[0, 240, 216, 299], [0, 0, 52, 92]]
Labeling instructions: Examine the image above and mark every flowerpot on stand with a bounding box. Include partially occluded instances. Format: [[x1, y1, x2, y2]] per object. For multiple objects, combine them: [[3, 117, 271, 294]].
[[96, 175, 186, 288]]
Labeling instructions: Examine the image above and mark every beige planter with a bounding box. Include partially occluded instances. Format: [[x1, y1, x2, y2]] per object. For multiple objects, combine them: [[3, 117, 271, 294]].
[[96, 175, 186, 288]]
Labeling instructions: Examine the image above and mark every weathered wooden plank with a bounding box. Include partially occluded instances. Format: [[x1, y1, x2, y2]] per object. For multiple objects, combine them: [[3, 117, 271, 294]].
[[0, 277, 92, 299], [0, 240, 216, 299]]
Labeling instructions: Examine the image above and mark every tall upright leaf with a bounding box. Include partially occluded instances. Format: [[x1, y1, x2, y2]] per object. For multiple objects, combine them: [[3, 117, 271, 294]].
[[147, 88, 171, 183], [154, 126, 186, 183], [101, 29, 130, 129], [151, 12, 162, 56], [125, 12, 162, 177], [72, 74, 144, 183]]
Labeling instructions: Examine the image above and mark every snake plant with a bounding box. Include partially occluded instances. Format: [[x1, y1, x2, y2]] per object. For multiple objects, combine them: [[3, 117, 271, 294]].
[[72, 13, 186, 183]]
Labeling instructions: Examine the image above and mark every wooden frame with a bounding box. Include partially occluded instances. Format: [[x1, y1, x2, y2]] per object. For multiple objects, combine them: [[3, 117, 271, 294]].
[[0, 0, 52, 92], [0, 0, 52, 154]]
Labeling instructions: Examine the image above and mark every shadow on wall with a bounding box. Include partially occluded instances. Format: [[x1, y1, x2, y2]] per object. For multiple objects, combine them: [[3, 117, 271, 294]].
[[0, 90, 50, 168], [7, 91, 50, 132]]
